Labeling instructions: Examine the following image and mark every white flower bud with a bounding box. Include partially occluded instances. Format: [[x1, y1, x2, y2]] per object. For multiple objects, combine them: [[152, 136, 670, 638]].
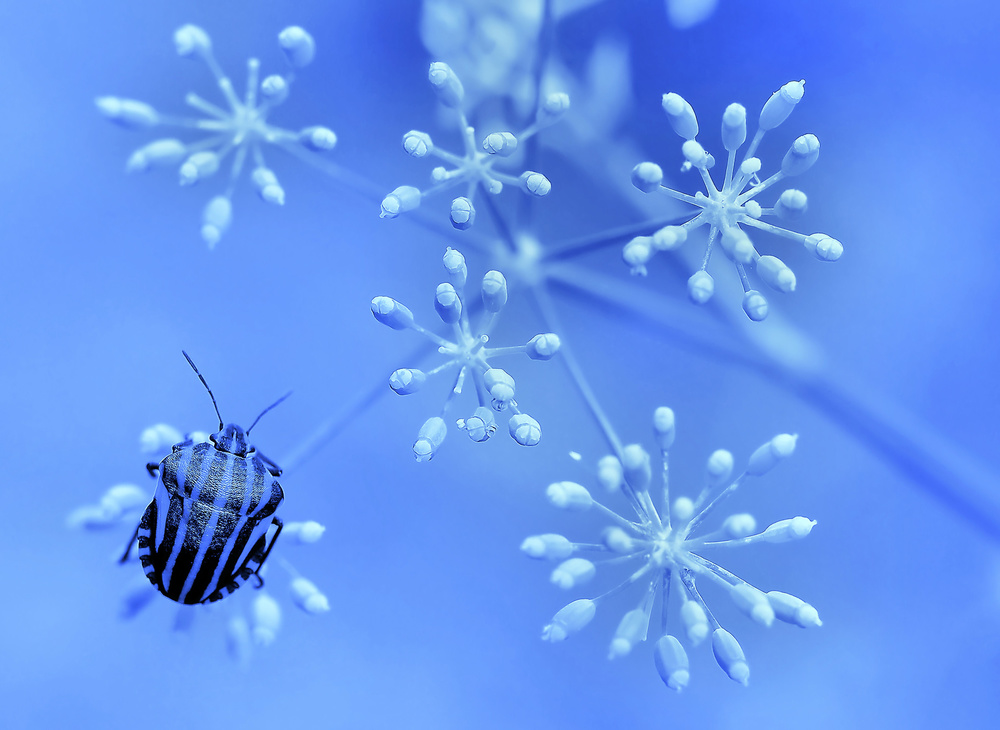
[[706, 449, 734, 489], [389, 368, 426, 395], [126, 139, 186, 173], [226, 615, 252, 667], [601, 526, 634, 553], [458, 406, 496, 442], [174, 25, 211, 59], [179, 151, 220, 186], [201, 195, 232, 248], [608, 608, 648, 659], [434, 283, 462, 324], [781, 133, 820, 176], [290, 577, 329, 614], [759, 79, 805, 132], [261, 75, 289, 104], [653, 407, 676, 450], [413, 417, 447, 462], [682, 139, 712, 169], [521, 534, 573, 560], [278, 26, 316, 68], [550, 558, 596, 589], [742, 290, 769, 321], [720, 227, 755, 264], [282, 521, 326, 545], [652, 225, 686, 251], [622, 444, 652, 492], [481, 270, 508, 312], [428, 61, 464, 108], [298, 126, 336, 151], [519, 171, 551, 196], [623, 236, 652, 275], [546, 481, 593, 511], [442, 247, 467, 288], [672, 496, 695, 524], [631, 162, 663, 192], [767, 591, 823, 628], [251, 167, 285, 206], [449, 196, 475, 230], [721, 513, 757, 538], [681, 600, 709, 645], [661, 92, 698, 140], [597, 455, 623, 493], [721, 102, 747, 152], [756, 255, 796, 293], [688, 270, 714, 304], [746, 434, 798, 475], [484, 368, 514, 410], [526, 333, 561, 360], [483, 131, 518, 157], [654, 635, 690, 691], [380, 186, 421, 219], [712, 628, 749, 685], [140, 424, 183, 454], [731, 584, 775, 627], [509, 414, 541, 446], [537, 92, 571, 123], [804, 233, 843, 261], [759, 516, 816, 543], [371, 296, 415, 330], [403, 130, 433, 157], [251, 593, 282, 646], [542, 599, 596, 642], [775, 189, 808, 220], [95, 97, 159, 129]]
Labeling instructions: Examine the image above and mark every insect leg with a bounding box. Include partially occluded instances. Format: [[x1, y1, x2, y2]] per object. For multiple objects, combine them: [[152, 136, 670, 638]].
[[257, 451, 283, 477], [252, 517, 284, 588], [146, 462, 160, 478], [119, 524, 140, 564]]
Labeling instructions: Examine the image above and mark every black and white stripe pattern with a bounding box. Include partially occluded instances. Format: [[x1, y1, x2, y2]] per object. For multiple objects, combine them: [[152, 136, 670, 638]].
[[138, 442, 284, 605]]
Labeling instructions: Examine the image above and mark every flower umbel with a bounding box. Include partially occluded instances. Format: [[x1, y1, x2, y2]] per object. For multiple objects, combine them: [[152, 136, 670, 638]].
[[96, 25, 336, 248], [380, 61, 568, 230], [626, 81, 843, 321], [68, 423, 329, 666], [525, 408, 820, 690], [371, 247, 560, 460]]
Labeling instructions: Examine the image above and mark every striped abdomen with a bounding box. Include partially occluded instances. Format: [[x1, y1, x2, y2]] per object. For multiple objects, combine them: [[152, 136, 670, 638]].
[[138, 442, 283, 604]]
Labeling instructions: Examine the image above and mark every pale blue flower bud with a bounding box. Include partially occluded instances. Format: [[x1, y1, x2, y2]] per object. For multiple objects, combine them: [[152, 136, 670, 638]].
[[414, 417, 447, 462], [174, 25, 211, 59], [126, 139, 186, 172], [201, 196, 231, 248], [95, 97, 159, 129], [298, 126, 336, 151], [481, 270, 508, 312], [681, 600, 709, 644], [742, 290, 769, 321], [278, 27, 316, 68], [608, 608, 648, 659], [389, 368, 426, 395], [551, 558, 596, 589], [721, 103, 747, 152], [775, 189, 808, 220], [526, 333, 561, 360], [662, 92, 698, 140], [767, 591, 823, 628], [597, 455, 623, 493], [434, 283, 462, 324], [759, 79, 805, 131], [484, 368, 514, 409], [428, 61, 464, 108], [720, 227, 755, 264], [251, 593, 281, 646], [722, 513, 757, 538], [756, 255, 796, 293], [282, 521, 326, 544], [371, 296, 415, 330], [290, 577, 329, 614], [442, 247, 467, 288], [688, 270, 715, 303], [519, 171, 551, 196], [459, 406, 496, 442], [731, 584, 775, 627], [521, 534, 573, 560], [403, 130, 433, 157], [653, 406, 676, 450], [483, 131, 518, 157], [631, 162, 663, 192], [781, 133, 820, 176], [712, 628, 749, 684], [542, 599, 596, 642], [652, 225, 686, 251], [747, 434, 798, 475], [622, 443, 652, 492], [654, 635, 690, 691], [449, 197, 475, 229], [260, 75, 289, 104], [509, 414, 541, 446], [251, 167, 285, 206], [537, 92, 571, 123], [622, 236, 652, 275], [601, 526, 634, 553], [179, 151, 220, 186], [546, 481, 593, 511], [804, 233, 843, 261], [706, 449, 734, 489], [380, 186, 421, 219], [760, 516, 816, 543]]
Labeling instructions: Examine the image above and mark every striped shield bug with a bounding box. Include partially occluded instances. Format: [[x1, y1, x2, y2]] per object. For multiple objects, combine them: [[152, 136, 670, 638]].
[[121, 352, 290, 605]]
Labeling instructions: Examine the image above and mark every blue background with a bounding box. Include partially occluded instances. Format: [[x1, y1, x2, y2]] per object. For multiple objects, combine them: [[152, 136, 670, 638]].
[[1, 0, 998, 728]]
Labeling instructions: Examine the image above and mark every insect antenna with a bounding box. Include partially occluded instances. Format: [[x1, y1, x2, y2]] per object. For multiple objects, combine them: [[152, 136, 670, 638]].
[[248, 391, 292, 435], [182, 351, 224, 431]]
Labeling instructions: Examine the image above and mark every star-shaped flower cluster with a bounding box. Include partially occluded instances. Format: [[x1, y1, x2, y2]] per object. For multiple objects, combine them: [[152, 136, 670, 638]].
[[96, 25, 336, 248], [523, 408, 820, 690], [380, 62, 569, 230], [625, 81, 843, 321], [371, 247, 561, 460], [67, 423, 328, 666]]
